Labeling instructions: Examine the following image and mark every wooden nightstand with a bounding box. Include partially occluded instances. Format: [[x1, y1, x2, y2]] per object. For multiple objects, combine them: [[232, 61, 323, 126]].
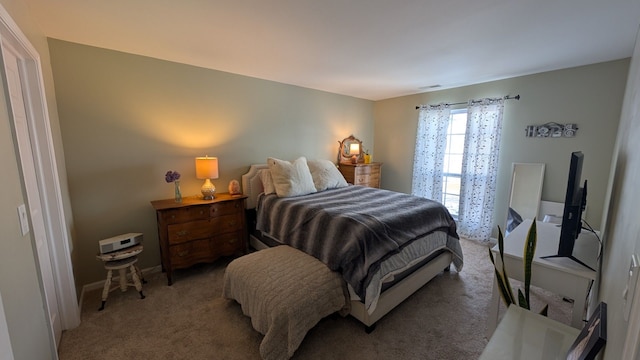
[[151, 193, 248, 285], [338, 162, 382, 188]]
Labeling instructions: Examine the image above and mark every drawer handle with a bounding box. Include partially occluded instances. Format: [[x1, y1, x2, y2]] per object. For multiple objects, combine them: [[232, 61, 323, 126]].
[[177, 230, 188, 236], [228, 238, 237, 244], [199, 210, 204, 215], [178, 250, 189, 257], [171, 215, 176, 219], [227, 221, 236, 227]]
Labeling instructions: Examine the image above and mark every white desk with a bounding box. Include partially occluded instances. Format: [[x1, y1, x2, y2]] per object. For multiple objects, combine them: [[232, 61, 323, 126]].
[[486, 219, 598, 337], [480, 305, 580, 360]]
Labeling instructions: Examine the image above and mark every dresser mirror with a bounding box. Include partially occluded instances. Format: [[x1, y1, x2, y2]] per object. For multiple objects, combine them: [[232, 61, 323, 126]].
[[338, 135, 363, 163]]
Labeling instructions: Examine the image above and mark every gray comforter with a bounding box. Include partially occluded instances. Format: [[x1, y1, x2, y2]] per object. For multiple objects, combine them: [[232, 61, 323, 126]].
[[256, 185, 463, 299]]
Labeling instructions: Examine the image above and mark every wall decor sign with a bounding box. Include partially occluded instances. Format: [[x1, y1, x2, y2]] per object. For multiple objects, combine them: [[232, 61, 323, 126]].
[[525, 122, 578, 138]]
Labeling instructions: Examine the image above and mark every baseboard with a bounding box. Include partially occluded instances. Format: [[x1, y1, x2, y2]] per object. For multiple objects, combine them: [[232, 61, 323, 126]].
[[78, 265, 162, 314]]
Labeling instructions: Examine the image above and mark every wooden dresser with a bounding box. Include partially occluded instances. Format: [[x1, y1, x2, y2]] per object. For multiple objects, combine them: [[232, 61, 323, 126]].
[[151, 193, 247, 285], [338, 162, 382, 188]]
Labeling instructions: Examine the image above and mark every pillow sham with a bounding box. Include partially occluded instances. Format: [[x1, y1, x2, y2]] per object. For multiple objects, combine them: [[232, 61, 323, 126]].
[[259, 169, 276, 195], [267, 157, 317, 197], [307, 159, 348, 191]]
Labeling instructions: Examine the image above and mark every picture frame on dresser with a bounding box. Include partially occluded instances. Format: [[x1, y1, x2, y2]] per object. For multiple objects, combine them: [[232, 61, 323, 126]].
[[566, 302, 607, 360]]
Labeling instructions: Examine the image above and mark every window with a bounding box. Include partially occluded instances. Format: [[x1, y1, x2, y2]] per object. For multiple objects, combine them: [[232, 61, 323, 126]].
[[442, 109, 467, 218], [413, 99, 504, 241]]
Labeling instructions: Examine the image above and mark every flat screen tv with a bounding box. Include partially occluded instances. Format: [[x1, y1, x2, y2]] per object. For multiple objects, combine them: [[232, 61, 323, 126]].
[[542, 151, 593, 270]]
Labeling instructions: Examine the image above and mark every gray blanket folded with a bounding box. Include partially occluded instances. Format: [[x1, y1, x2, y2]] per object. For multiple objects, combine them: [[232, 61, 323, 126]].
[[223, 246, 349, 360]]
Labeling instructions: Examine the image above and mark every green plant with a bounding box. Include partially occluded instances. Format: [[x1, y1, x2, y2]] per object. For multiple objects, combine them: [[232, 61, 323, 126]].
[[488, 219, 548, 315]]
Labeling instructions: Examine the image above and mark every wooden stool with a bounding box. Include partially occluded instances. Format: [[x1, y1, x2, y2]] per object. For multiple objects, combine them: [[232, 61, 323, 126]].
[[98, 255, 145, 311]]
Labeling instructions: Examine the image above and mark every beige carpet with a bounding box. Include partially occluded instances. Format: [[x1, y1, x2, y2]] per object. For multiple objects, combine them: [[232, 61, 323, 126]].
[[58, 238, 572, 359]]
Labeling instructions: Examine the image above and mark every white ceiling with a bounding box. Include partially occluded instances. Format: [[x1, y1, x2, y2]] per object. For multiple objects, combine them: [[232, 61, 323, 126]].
[[22, 0, 640, 101]]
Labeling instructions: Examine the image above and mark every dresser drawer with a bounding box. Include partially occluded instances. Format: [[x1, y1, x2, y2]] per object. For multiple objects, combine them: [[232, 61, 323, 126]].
[[354, 175, 370, 185], [210, 213, 243, 234], [167, 214, 242, 244], [161, 205, 210, 224], [167, 219, 215, 244], [169, 239, 215, 268], [356, 171, 380, 184], [354, 166, 372, 175], [210, 200, 243, 217], [211, 232, 243, 255]]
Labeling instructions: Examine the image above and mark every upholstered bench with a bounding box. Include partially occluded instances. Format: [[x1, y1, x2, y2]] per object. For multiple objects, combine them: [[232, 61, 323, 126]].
[[223, 245, 349, 360]]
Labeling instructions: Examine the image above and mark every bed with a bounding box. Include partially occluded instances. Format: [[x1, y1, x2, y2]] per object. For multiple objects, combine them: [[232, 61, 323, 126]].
[[240, 159, 463, 330]]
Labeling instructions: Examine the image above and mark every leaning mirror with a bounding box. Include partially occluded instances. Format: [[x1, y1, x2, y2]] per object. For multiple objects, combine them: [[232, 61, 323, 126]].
[[506, 163, 545, 234], [338, 135, 363, 163]]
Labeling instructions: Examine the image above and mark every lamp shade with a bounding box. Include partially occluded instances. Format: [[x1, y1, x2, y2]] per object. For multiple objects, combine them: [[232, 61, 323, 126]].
[[195, 156, 219, 200], [195, 156, 219, 179]]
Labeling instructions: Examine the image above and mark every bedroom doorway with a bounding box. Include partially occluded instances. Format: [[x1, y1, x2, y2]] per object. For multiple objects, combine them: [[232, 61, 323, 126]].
[[2, 37, 63, 346], [0, 2, 80, 351]]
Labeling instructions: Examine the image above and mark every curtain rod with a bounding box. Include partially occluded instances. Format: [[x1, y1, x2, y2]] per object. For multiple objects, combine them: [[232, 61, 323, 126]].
[[415, 94, 520, 110]]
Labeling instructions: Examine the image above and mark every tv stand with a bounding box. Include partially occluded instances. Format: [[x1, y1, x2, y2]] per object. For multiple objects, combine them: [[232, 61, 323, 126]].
[[540, 254, 595, 271], [486, 219, 599, 338]]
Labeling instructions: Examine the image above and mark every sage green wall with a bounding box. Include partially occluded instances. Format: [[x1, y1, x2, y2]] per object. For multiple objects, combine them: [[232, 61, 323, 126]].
[[47, 39, 374, 287], [373, 59, 629, 236], [0, 0, 73, 358], [0, 2, 634, 357]]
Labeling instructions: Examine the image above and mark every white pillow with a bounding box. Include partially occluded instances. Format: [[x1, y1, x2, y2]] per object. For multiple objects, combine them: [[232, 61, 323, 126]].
[[307, 159, 348, 191], [259, 169, 276, 195], [267, 157, 317, 197]]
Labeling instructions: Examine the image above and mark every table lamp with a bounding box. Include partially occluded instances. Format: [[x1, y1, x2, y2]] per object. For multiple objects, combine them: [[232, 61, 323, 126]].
[[349, 143, 360, 164], [195, 156, 219, 199]]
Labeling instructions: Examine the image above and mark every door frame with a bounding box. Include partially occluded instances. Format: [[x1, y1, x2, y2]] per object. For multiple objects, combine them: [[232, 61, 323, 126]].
[[0, 4, 79, 331]]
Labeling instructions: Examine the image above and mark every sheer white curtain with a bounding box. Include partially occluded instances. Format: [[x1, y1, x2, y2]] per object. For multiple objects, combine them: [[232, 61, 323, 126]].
[[411, 104, 451, 200], [457, 98, 505, 241]]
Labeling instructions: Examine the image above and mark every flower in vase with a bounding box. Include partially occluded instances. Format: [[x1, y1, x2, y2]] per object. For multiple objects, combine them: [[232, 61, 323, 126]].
[[165, 170, 181, 183]]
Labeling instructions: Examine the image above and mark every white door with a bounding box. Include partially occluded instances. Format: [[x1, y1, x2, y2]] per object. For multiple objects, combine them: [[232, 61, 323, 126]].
[[1, 41, 62, 346]]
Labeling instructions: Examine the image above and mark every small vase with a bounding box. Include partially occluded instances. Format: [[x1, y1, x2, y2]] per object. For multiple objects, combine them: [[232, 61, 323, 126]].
[[174, 180, 182, 203]]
